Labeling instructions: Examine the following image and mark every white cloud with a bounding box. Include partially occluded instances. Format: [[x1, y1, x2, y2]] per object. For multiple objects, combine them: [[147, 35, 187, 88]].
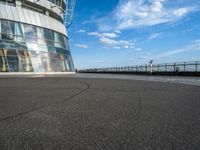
[[88, 31, 138, 50], [75, 44, 89, 49], [148, 33, 162, 40], [88, 32, 118, 38], [102, 33, 118, 38], [123, 45, 129, 49], [77, 29, 86, 33], [151, 0, 164, 12], [119, 40, 134, 46], [101, 38, 134, 46], [100, 37, 118, 45], [158, 39, 200, 57], [131, 39, 200, 62], [134, 48, 142, 51], [96, 0, 198, 31], [98, 36, 136, 50], [88, 32, 102, 37], [112, 46, 121, 49], [115, 30, 121, 34], [100, 37, 138, 50], [173, 8, 191, 17], [124, 45, 136, 49]]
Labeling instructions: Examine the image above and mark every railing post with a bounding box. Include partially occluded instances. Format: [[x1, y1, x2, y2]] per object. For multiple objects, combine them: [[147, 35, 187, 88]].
[[146, 65, 147, 72], [174, 63, 176, 72], [150, 64, 153, 74], [184, 62, 186, 72], [196, 61, 198, 72]]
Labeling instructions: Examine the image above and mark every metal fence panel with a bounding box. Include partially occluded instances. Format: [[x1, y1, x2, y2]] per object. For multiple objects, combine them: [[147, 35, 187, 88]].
[[80, 61, 200, 73]]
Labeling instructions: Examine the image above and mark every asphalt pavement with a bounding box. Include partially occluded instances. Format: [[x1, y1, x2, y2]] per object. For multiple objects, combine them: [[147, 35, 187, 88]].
[[0, 74, 200, 150]]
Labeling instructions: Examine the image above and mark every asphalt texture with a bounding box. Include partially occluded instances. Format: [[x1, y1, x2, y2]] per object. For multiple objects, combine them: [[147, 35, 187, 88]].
[[0, 74, 200, 150]]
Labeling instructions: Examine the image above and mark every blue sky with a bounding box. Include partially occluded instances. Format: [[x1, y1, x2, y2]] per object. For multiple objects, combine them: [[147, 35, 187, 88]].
[[68, 0, 200, 69]]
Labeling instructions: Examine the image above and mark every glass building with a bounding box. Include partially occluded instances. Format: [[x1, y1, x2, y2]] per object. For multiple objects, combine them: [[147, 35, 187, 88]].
[[0, 0, 75, 73]]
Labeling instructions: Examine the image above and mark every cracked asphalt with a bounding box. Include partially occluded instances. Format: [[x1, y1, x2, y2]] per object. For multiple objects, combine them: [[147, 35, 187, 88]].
[[0, 75, 200, 150]]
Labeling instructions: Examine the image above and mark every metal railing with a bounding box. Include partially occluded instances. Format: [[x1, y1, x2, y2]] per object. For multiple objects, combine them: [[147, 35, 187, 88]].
[[80, 61, 200, 73]]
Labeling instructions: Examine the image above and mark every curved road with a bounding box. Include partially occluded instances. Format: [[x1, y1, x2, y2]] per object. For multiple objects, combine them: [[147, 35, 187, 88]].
[[0, 74, 200, 150]]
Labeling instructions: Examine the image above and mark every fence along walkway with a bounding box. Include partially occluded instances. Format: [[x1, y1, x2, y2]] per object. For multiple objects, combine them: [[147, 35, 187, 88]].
[[80, 61, 200, 73]]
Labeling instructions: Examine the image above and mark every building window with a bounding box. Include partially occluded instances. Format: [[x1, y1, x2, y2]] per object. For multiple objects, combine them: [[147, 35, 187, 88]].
[[1, 20, 14, 40], [0, 0, 15, 6]]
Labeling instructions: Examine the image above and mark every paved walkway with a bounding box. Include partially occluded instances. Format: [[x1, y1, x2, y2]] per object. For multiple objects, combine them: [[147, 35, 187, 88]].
[[0, 75, 200, 149]]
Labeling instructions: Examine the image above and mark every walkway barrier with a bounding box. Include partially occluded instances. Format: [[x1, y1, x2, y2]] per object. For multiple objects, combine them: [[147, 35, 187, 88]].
[[79, 61, 200, 76]]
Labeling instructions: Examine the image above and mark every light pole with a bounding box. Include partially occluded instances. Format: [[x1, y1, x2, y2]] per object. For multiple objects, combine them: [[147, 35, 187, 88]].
[[149, 60, 154, 75]]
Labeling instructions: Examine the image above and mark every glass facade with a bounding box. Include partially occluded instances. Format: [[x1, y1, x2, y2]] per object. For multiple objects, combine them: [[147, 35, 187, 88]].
[[0, 0, 15, 6], [0, 19, 74, 72]]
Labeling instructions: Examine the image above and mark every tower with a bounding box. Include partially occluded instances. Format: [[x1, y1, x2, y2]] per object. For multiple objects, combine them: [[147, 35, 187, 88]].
[[0, 0, 76, 73]]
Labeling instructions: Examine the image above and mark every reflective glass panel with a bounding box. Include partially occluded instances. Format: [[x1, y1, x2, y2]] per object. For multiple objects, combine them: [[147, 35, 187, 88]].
[[29, 51, 43, 72], [40, 52, 52, 72], [6, 49, 19, 72], [17, 50, 33, 72], [44, 29, 54, 41], [0, 49, 9, 72], [14, 22, 24, 42], [50, 53, 62, 72], [1, 20, 13, 40], [0, 19, 74, 72]]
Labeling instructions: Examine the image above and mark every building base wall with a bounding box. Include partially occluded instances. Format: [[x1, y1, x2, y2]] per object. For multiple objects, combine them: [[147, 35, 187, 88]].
[[0, 72, 75, 77]]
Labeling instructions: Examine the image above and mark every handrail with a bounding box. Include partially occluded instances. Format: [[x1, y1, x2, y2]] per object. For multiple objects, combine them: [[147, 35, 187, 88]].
[[79, 61, 200, 73]]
